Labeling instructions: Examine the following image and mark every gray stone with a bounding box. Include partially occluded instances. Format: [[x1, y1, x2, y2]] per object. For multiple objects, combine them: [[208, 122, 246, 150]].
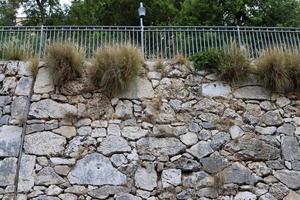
[[11, 96, 27, 122], [50, 157, 75, 165], [153, 124, 177, 137], [46, 185, 63, 196], [0, 125, 22, 157], [115, 100, 133, 119], [173, 157, 200, 172], [64, 185, 87, 195], [118, 78, 154, 99], [136, 137, 186, 156], [179, 132, 198, 146], [135, 167, 157, 191], [68, 153, 127, 186], [200, 154, 229, 174], [261, 111, 284, 126], [274, 170, 300, 189], [35, 167, 65, 186], [53, 126, 76, 139], [24, 131, 66, 156], [98, 135, 131, 155], [276, 97, 291, 108], [148, 71, 161, 80], [18, 154, 36, 192], [77, 126, 92, 136], [197, 187, 218, 198], [111, 154, 127, 167], [259, 193, 276, 200], [58, 193, 77, 200], [234, 192, 256, 200], [0, 74, 4, 82], [202, 82, 231, 97], [229, 125, 244, 139], [91, 128, 106, 138], [182, 171, 211, 188], [88, 186, 130, 199], [26, 123, 45, 134], [1, 76, 17, 94], [122, 126, 147, 140], [277, 124, 295, 135], [225, 135, 280, 161], [283, 191, 300, 200], [18, 61, 32, 76], [211, 132, 231, 150], [161, 169, 181, 187], [222, 162, 259, 185], [233, 86, 270, 100], [187, 141, 213, 160], [29, 99, 77, 119], [34, 67, 54, 93], [255, 126, 277, 135], [32, 195, 60, 200], [0, 157, 17, 186], [282, 136, 300, 161], [15, 76, 33, 96], [107, 123, 121, 135], [0, 96, 11, 107], [194, 98, 225, 114], [115, 193, 141, 200], [169, 99, 182, 112], [269, 183, 289, 199]]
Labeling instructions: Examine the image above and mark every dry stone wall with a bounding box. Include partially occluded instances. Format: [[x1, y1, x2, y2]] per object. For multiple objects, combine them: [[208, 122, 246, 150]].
[[0, 60, 300, 200]]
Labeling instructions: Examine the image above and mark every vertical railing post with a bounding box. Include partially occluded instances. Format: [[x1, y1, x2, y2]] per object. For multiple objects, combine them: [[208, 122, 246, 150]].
[[140, 18, 145, 58], [237, 25, 242, 48], [39, 25, 44, 59]]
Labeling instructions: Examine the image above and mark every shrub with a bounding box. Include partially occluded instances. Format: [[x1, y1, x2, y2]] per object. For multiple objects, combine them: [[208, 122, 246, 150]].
[[191, 48, 225, 71], [29, 56, 39, 78], [219, 43, 251, 83], [174, 53, 188, 65], [256, 48, 292, 92], [285, 50, 300, 91], [91, 44, 143, 96], [45, 43, 85, 87], [1, 41, 32, 60]]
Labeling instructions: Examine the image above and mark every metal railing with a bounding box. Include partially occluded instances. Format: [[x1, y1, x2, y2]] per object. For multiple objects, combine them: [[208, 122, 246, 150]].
[[0, 26, 300, 59]]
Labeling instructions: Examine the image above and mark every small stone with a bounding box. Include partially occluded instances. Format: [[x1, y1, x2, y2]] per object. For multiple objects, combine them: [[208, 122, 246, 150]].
[[0, 125, 22, 157], [15, 76, 33, 96], [200, 154, 228, 174], [88, 186, 130, 199], [26, 123, 45, 134], [187, 141, 214, 160], [179, 132, 198, 146], [283, 191, 300, 200], [229, 125, 244, 139], [46, 185, 63, 196], [277, 124, 295, 135], [32, 195, 60, 200], [35, 167, 65, 186], [261, 111, 284, 126], [173, 157, 200, 172], [50, 157, 75, 165], [18, 154, 36, 192], [54, 165, 71, 176], [234, 192, 256, 200], [0, 157, 17, 186], [115, 100, 133, 119], [276, 97, 291, 108], [162, 169, 181, 188], [58, 193, 77, 200], [91, 120, 108, 128], [91, 128, 106, 138], [169, 99, 182, 112], [98, 135, 131, 156], [64, 185, 87, 195], [53, 126, 76, 139], [281, 136, 300, 161], [234, 86, 270, 100], [118, 77, 154, 99], [111, 154, 128, 167], [122, 126, 148, 140], [274, 170, 300, 189], [67, 153, 127, 186], [202, 82, 231, 97], [255, 126, 277, 135], [107, 124, 121, 136], [259, 193, 276, 200], [0, 96, 11, 107], [135, 167, 157, 191], [148, 71, 161, 80], [11, 96, 27, 123], [77, 126, 92, 136], [115, 193, 141, 200]]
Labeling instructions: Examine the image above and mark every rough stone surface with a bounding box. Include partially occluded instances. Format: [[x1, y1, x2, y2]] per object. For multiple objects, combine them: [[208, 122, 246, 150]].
[[135, 167, 157, 191], [0, 125, 22, 157], [118, 78, 155, 99], [202, 82, 231, 97], [34, 67, 54, 93], [68, 153, 127, 186], [282, 136, 300, 161], [24, 132, 66, 156], [98, 135, 131, 155], [161, 169, 181, 187], [18, 154, 36, 192], [15, 76, 33, 96], [122, 126, 147, 140], [35, 167, 65, 186], [187, 141, 214, 160], [0, 157, 17, 186], [261, 111, 284, 126], [274, 170, 300, 189], [29, 99, 77, 119], [233, 86, 270, 100]]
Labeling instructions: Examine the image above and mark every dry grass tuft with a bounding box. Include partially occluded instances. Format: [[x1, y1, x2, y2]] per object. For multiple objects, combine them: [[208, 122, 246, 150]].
[[213, 172, 225, 191], [174, 53, 188, 65], [1, 41, 32, 61], [90, 44, 143, 96], [256, 48, 292, 92], [219, 42, 251, 83], [45, 43, 85, 87], [285, 50, 300, 91], [29, 56, 39, 78]]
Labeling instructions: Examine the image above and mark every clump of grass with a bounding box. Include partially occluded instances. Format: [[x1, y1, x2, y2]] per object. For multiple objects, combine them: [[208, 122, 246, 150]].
[[213, 172, 225, 191], [1, 41, 32, 60], [174, 53, 188, 65], [219, 43, 251, 83], [90, 44, 143, 96], [285, 50, 300, 91], [191, 48, 225, 71], [45, 43, 85, 87], [256, 48, 291, 92], [29, 56, 39, 78]]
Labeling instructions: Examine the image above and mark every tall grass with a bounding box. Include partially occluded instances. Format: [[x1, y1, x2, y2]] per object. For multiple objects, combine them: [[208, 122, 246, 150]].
[[45, 43, 85, 87], [0, 41, 32, 60], [91, 44, 143, 96]]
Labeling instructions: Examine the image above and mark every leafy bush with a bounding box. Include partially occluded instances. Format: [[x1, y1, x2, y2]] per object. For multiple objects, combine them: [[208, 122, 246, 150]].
[[1, 41, 32, 60], [256, 48, 291, 92], [91, 44, 143, 96], [191, 48, 225, 70], [219, 43, 251, 83], [45, 43, 85, 87]]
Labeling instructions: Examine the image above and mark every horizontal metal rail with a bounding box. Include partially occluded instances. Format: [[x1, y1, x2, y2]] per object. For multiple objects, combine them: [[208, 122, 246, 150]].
[[0, 26, 299, 59]]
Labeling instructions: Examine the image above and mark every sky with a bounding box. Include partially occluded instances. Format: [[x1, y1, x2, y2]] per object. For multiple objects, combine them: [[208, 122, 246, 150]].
[[18, 0, 72, 17]]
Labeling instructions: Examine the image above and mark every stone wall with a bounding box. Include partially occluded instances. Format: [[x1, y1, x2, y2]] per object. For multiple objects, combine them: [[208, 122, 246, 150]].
[[0, 60, 300, 200]]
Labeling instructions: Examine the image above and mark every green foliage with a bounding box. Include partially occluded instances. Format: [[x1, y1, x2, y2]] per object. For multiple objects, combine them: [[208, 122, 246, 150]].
[[1, 41, 32, 60], [91, 45, 143, 96], [191, 49, 225, 71], [256, 48, 292, 92], [45, 43, 85, 87]]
